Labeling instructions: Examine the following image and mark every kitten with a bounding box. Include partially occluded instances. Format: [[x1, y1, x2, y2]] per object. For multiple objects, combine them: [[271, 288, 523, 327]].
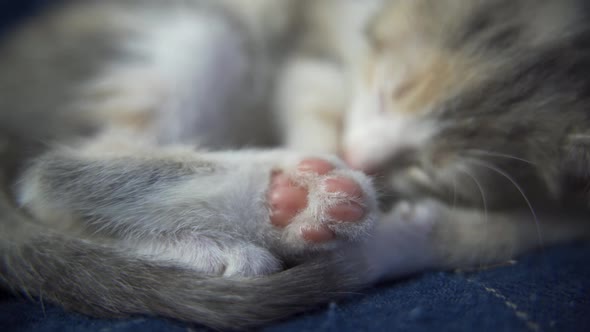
[[278, 0, 590, 279], [0, 0, 589, 330]]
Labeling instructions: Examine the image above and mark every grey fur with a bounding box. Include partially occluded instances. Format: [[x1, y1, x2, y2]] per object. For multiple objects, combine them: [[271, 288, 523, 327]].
[[368, 0, 590, 211], [0, 202, 365, 330]]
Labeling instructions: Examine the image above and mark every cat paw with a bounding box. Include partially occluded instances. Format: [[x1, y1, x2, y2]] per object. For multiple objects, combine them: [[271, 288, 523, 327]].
[[363, 200, 441, 281], [131, 237, 283, 278], [267, 158, 378, 252], [389, 200, 440, 229]]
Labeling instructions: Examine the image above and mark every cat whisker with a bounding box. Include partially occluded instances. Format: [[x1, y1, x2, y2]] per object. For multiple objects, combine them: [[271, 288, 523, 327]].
[[456, 165, 488, 224], [452, 174, 458, 213], [462, 157, 544, 246], [567, 134, 590, 143], [464, 149, 537, 166]]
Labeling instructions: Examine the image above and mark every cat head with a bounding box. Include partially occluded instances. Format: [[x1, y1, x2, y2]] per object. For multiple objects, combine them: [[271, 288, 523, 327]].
[[342, 0, 590, 208]]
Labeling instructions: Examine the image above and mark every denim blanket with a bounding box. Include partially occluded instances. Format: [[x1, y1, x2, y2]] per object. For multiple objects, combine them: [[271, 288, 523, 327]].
[[2, 243, 589, 332]]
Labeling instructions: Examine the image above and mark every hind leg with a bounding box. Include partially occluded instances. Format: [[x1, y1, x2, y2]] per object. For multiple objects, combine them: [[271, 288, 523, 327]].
[[17, 139, 378, 276]]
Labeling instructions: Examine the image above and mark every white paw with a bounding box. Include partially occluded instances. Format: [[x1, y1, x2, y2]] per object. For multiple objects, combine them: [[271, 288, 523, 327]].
[[362, 200, 443, 281], [222, 244, 283, 277], [267, 157, 379, 253], [131, 237, 282, 277], [388, 199, 441, 230]]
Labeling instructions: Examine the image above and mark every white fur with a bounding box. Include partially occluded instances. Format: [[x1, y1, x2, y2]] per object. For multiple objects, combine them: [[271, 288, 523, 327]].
[[362, 201, 439, 282], [275, 58, 348, 153], [344, 83, 438, 171], [81, 7, 253, 146], [130, 237, 282, 277]]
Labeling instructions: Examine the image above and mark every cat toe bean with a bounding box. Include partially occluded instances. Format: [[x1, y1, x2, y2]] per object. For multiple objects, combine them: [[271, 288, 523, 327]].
[[297, 158, 335, 175], [269, 173, 308, 228], [267, 158, 378, 248]]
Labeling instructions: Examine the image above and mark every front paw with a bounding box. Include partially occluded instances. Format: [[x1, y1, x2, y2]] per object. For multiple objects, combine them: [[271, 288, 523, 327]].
[[362, 200, 444, 281], [387, 199, 443, 230], [267, 157, 378, 254]]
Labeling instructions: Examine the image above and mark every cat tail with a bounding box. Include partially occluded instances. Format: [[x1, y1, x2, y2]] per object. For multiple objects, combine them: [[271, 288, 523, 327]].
[[0, 192, 367, 330]]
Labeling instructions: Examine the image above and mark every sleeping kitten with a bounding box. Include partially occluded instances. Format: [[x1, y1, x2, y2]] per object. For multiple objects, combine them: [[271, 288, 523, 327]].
[[276, 0, 590, 282], [1, 0, 589, 330]]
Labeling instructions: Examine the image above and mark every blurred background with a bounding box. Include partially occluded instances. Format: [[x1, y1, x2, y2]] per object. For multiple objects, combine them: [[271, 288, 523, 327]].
[[0, 1, 49, 37]]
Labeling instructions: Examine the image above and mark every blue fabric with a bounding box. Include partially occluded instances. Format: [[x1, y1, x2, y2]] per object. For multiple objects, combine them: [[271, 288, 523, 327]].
[[1, 2, 589, 331], [2, 243, 589, 332]]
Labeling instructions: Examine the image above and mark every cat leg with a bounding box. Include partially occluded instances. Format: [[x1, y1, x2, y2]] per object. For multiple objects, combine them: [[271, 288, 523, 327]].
[[363, 200, 590, 282], [275, 56, 349, 153], [17, 141, 378, 275]]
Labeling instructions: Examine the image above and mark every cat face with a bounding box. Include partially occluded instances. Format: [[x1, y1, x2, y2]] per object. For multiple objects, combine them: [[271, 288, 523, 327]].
[[342, 0, 590, 208]]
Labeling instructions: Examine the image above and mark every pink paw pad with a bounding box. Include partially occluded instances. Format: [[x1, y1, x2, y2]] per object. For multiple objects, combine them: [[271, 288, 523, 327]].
[[297, 158, 335, 175], [324, 177, 365, 223], [268, 158, 367, 244], [269, 173, 307, 228]]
